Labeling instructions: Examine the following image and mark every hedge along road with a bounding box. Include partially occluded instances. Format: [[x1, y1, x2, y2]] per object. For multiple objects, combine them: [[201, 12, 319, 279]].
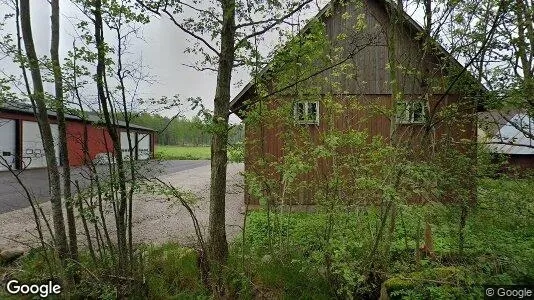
[[0, 160, 210, 214]]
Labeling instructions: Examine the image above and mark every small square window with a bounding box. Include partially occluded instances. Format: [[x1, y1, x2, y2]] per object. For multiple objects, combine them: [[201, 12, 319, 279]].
[[294, 101, 319, 124], [396, 100, 427, 124], [412, 102, 425, 122]]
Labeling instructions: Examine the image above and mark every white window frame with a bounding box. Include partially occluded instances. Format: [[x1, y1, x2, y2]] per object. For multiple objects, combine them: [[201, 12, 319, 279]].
[[294, 101, 319, 125], [396, 100, 428, 124]]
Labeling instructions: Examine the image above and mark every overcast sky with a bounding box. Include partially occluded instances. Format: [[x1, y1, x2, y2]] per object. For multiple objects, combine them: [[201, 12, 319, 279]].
[[1, 1, 430, 124], [0, 1, 332, 124]]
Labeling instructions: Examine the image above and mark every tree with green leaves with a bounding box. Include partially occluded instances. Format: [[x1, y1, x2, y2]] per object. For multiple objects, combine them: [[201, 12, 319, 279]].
[[136, 0, 317, 290]]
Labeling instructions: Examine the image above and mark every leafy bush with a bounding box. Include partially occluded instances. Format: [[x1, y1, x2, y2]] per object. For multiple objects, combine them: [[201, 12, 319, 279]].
[[228, 142, 244, 163], [235, 177, 534, 298]]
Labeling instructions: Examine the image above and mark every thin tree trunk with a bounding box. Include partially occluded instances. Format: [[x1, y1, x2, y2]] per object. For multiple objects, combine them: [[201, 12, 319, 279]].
[[74, 181, 96, 263], [50, 0, 78, 261], [425, 0, 432, 36], [208, 0, 236, 288], [514, 0, 534, 106], [71, 52, 116, 259], [19, 0, 69, 260], [92, 0, 130, 272], [388, 3, 401, 141], [114, 23, 137, 266]]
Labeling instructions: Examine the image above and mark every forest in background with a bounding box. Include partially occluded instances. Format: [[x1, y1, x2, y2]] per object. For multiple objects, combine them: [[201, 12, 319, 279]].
[[129, 113, 244, 146]]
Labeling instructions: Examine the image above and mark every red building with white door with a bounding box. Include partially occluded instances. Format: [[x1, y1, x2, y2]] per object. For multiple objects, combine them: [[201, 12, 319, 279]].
[[0, 103, 156, 171]]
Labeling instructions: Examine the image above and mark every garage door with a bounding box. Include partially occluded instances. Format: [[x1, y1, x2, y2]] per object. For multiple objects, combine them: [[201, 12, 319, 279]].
[[22, 121, 59, 169], [120, 131, 136, 160], [0, 118, 16, 171], [137, 133, 151, 160]]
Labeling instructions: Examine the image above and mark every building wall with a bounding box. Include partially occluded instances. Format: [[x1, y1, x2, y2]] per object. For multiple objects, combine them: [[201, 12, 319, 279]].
[[244, 94, 476, 205], [0, 110, 155, 170], [315, 0, 449, 96], [67, 123, 155, 166], [0, 111, 60, 170], [239, 0, 478, 206], [66, 121, 115, 166], [508, 155, 534, 170]]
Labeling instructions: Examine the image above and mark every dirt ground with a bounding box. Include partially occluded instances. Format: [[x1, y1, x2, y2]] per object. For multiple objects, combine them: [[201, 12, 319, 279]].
[[0, 163, 244, 251]]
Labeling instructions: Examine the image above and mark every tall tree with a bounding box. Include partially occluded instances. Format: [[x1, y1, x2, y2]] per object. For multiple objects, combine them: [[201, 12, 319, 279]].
[[446, 0, 531, 145], [50, 0, 78, 261], [91, 0, 131, 272], [19, 0, 69, 260], [138, 0, 315, 276]]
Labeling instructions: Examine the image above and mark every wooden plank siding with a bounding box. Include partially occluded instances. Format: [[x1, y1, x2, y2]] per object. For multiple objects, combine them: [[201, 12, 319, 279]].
[[315, 0, 450, 96], [244, 94, 475, 205], [239, 0, 477, 206]]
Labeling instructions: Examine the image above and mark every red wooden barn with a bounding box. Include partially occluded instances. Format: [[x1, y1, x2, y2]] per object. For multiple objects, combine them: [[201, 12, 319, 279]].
[[0, 103, 156, 171], [230, 0, 481, 205]]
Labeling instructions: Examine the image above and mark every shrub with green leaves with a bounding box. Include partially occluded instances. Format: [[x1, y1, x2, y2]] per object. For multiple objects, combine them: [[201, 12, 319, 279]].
[[234, 176, 534, 298]]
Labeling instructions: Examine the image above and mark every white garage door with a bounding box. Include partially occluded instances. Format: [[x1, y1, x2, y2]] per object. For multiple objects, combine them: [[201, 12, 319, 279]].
[[22, 121, 59, 169], [137, 133, 151, 160], [120, 131, 136, 161], [0, 118, 16, 171]]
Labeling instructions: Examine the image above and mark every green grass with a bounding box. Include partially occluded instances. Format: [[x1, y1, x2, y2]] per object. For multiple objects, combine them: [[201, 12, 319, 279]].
[[155, 145, 211, 160], [155, 144, 244, 162], [231, 177, 534, 299]]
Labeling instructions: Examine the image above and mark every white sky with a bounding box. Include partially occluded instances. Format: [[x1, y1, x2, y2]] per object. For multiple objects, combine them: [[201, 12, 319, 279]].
[[0, 1, 332, 124], [0, 0, 432, 125]]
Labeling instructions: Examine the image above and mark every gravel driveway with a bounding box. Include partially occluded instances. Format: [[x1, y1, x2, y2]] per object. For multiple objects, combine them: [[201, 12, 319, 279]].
[[0, 160, 211, 214], [0, 163, 244, 251]]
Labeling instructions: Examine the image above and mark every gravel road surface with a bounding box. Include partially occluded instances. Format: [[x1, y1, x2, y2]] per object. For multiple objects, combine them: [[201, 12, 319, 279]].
[[0, 163, 244, 250], [0, 160, 210, 213]]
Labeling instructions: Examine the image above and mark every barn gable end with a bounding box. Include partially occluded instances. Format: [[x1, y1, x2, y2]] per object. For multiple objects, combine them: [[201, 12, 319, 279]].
[[231, 0, 479, 206]]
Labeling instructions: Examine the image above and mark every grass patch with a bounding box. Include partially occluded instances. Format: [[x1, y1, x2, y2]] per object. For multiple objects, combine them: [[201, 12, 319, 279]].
[[155, 144, 244, 162], [1, 244, 207, 299], [231, 177, 534, 299], [155, 145, 211, 160]]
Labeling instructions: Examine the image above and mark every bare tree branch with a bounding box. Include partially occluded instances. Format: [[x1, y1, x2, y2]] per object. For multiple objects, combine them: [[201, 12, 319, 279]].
[[235, 0, 314, 49], [135, 0, 221, 56]]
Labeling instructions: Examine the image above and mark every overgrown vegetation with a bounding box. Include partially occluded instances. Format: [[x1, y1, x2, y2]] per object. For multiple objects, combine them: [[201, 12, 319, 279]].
[[238, 178, 534, 298], [129, 113, 244, 147], [1, 177, 531, 299], [0, 0, 532, 298]]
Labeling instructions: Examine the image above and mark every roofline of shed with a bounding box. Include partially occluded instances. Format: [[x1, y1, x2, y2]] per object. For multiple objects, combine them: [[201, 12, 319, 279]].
[[229, 0, 487, 118], [0, 105, 157, 132]]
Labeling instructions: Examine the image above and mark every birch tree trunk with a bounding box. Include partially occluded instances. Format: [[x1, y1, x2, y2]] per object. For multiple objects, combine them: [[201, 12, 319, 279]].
[[19, 0, 69, 259], [50, 0, 78, 261]]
